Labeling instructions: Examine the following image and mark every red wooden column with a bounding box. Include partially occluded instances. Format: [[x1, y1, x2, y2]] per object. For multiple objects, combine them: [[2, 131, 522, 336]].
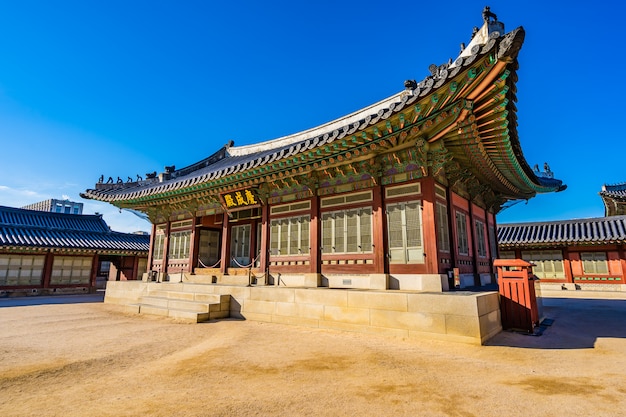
[[618, 245, 626, 283], [258, 204, 270, 273], [420, 180, 439, 274], [562, 248, 574, 284], [309, 196, 321, 275], [445, 185, 456, 271], [371, 184, 386, 274], [41, 251, 54, 289], [162, 221, 171, 276], [90, 253, 99, 290], [131, 255, 140, 280], [147, 223, 156, 271], [469, 202, 480, 286], [188, 216, 198, 273], [220, 212, 231, 275]]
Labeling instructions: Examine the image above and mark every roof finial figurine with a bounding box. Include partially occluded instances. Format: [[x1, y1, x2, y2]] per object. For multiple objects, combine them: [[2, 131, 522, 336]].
[[482, 6, 497, 23], [543, 162, 551, 174]]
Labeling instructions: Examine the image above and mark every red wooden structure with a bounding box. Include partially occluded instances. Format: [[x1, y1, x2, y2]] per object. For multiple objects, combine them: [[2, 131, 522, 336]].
[[494, 259, 541, 333]]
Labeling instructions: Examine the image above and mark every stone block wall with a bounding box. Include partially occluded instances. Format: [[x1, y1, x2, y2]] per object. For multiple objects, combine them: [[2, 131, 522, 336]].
[[104, 281, 501, 345]]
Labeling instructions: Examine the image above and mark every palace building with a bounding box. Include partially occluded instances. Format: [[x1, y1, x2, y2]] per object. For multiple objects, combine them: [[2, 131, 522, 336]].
[[80, 10, 567, 342], [0, 206, 149, 296], [82, 11, 564, 294]]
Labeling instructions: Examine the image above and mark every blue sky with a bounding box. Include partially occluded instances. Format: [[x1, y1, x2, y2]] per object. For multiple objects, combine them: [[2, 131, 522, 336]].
[[0, 1, 623, 233]]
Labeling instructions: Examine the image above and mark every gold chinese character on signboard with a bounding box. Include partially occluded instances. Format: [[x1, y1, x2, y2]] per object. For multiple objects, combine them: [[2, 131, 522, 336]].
[[224, 194, 235, 208], [245, 190, 256, 205], [235, 191, 245, 205]]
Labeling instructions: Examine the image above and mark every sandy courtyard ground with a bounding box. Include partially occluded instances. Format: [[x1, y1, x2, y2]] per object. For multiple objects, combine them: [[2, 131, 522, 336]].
[[1, 295, 626, 417]]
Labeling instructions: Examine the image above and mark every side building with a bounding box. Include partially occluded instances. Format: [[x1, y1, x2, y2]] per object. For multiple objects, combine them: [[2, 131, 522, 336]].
[[0, 206, 150, 296], [22, 198, 84, 215], [82, 12, 564, 292], [498, 183, 626, 291]]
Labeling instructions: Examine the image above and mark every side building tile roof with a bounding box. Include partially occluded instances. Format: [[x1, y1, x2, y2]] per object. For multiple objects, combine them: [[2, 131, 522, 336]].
[[497, 216, 626, 248], [600, 182, 626, 201], [0, 206, 149, 253], [600, 182, 626, 216]]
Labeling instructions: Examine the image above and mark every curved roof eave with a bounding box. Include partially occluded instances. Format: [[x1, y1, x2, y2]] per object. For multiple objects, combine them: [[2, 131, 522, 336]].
[[82, 18, 565, 207]]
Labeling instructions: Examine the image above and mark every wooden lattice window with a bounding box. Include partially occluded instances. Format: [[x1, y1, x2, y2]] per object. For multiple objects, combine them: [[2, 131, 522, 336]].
[[581, 252, 609, 275], [169, 230, 191, 260], [0, 255, 45, 286], [436, 202, 450, 252], [51, 256, 92, 285], [455, 211, 469, 256], [321, 208, 372, 254], [475, 220, 487, 257], [270, 215, 310, 256], [386, 201, 423, 264], [522, 250, 565, 279]]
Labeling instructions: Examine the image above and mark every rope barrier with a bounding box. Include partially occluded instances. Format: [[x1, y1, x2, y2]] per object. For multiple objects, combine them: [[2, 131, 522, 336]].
[[198, 258, 221, 268], [231, 253, 260, 269]]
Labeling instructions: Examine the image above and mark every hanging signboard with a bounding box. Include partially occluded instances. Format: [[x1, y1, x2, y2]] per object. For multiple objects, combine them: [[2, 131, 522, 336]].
[[220, 188, 260, 211]]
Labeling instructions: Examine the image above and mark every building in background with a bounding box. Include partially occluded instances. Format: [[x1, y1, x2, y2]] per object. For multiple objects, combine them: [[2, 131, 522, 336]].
[[600, 182, 626, 217], [498, 183, 626, 291], [22, 198, 84, 215], [0, 205, 150, 296]]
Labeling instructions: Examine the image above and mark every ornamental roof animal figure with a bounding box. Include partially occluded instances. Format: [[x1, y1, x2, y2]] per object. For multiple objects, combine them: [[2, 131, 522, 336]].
[[482, 6, 497, 23]]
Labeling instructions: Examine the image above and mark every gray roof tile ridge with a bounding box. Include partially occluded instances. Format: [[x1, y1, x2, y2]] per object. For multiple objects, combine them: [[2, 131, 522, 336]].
[[498, 215, 626, 227]]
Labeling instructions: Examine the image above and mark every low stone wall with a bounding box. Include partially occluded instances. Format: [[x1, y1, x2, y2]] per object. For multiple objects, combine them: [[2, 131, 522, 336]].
[[105, 281, 501, 345], [539, 282, 626, 293]]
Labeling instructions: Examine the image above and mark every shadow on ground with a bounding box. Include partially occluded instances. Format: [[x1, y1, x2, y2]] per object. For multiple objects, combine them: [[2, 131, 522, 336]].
[[0, 293, 105, 308], [487, 297, 626, 349]]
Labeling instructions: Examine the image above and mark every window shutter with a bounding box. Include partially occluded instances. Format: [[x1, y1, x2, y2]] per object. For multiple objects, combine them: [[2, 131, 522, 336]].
[[346, 210, 359, 253], [405, 202, 421, 248], [322, 213, 333, 254], [387, 203, 405, 263], [360, 208, 372, 252], [270, 220, 279, 255], [334, 212, 345, 253], [300, 216, 310, 254], [279, 218, 289, 255], [289, 217, 299, 255]]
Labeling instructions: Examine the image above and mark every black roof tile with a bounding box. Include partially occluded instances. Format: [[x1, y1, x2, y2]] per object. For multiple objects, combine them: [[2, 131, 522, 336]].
[[498, 216, 626, 248], [0, 206, 149, 253]]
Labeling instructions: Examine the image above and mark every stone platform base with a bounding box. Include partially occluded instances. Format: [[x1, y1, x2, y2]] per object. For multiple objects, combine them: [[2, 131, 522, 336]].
[[105, 281, 501, 345]]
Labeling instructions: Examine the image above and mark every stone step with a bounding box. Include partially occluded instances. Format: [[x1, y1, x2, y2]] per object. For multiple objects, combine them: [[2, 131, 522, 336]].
[[131, 302, 210, 323], [147, 289, 227, 305], [141, 296, 210, 313], [147, 290, 195, 301]]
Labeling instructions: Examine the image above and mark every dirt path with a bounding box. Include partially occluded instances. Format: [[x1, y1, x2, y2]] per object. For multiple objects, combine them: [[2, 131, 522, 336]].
[[1, 299, 625, 416]]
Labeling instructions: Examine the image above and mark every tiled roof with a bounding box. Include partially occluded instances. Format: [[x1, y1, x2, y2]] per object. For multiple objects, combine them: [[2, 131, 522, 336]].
[[82, 14, 564, 210], [600, 182, 626, 201], [497, 216, 626, 248], [600, 182, 626, 216], [0, 206, 149, 253]]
